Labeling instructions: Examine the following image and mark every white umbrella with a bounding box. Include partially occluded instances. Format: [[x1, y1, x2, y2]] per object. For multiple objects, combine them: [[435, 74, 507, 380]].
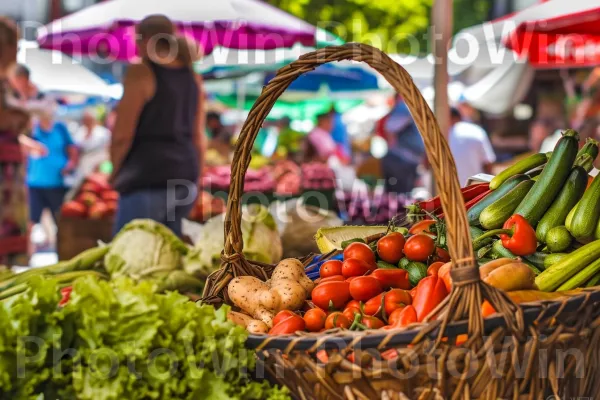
[[17, 41, 117, 98]]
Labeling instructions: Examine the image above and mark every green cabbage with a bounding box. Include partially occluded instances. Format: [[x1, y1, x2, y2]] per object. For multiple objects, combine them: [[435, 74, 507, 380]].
[[105, 219, 203, 292], [184, 205, 282, 278]]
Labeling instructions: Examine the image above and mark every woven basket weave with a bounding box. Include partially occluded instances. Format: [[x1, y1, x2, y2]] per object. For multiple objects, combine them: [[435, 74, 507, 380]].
[[202, 43, 600, 399]]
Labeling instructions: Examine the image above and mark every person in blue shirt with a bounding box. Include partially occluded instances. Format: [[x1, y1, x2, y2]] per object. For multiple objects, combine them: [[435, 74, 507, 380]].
[[26, 111, 79, 225], [329, 108, 351, 160]]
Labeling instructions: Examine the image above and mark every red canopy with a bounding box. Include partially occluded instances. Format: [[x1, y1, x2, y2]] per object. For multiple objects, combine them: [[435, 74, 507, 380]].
[[502, 0, 600, 68]]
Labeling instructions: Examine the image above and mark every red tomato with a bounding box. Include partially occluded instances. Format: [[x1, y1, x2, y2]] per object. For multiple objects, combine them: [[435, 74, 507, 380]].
[[376, 232, 406, 264], [427, 261, 445, 276], [349, 276, 383, 301], [304, 308, 327, 332], [371, 269, 410, 289], [343, 305, 362, 321], [311, 281, 351, 310], [342, 258, 372, 278], [435, 247, 451, 263], [269, 315, 306, 335], [343, 242, 376, 266], [318, 275, 345, 284], [273, 310, 296, 327], [320, 260, 343, 278], [403, 234, 435, 262], [346, 299, 362, 309], [388, 306, 417, 327], [363, 293, 384, 316], [325, 312, 351, 329], [409, 220, 435, 235], [361, 315, 384, 329], [384, 289, 412, 316]]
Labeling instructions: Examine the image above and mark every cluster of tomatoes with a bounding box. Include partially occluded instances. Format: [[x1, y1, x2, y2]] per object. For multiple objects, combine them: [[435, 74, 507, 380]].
[[268, 226, 452, 335]]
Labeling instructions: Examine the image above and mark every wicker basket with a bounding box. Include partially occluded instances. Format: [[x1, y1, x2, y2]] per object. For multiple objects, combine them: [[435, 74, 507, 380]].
[[202, 44, 600, 399]]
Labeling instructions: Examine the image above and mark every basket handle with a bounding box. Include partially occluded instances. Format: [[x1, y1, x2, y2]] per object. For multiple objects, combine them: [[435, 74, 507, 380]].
[[222, 44, 523, 339]]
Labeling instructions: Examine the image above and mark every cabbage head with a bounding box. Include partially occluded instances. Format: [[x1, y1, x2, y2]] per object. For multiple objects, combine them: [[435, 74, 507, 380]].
[[105, 219, 203, 292], [184, 204, 282, 278]]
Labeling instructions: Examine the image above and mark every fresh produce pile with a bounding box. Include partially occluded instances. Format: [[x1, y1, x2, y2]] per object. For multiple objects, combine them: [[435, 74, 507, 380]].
[[200, 162, 335, 198], [226, 224, 545, 335], [60, 172, 118, 220], [0, 219, 206, 301], [0, 276, 288, 399]]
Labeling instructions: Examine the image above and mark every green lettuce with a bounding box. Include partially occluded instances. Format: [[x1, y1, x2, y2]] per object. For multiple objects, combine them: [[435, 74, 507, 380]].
[[0, 276, 288, 400]]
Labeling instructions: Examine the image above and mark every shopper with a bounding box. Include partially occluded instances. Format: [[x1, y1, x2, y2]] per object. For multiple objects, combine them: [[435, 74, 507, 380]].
[[448, 107, 496, 185], [110, 15, 205, 236], [305, 112, 336, 163], [0, 17, 29, 138], [379, 96, 425, 194], [26, 110, 78, 225], [68, 108, 111, 187]]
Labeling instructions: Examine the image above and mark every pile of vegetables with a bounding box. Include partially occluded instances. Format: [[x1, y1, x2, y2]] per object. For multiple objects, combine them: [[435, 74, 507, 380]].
[[61, 172, 118, 220], [0, 219, 205, 300], [227, 226, 538, 335], [0, 275, 288, 399]]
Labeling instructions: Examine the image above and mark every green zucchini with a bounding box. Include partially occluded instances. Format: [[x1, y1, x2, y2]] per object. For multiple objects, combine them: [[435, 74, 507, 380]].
[[523, 252, 547, 271], [557, 258, 600, 291], [575, 138, 599, 166], [514, 130, 580, 226], [536, 166, 588, 242], [569, 174, 600, 242], [586, 271, 600, 287], [565, 200, 579, 232], [479, 180, 534, 229], [489, 152, 549, 190], [535, 240, 600, 291], [470, 226, 493, 250], [492, 240, 542, 275], [526, 164, 546, 179], [544, 253, 569, 269], [476, 244, 494, 259], [596, 216, 600, 240], [467, 174, 529, 225]]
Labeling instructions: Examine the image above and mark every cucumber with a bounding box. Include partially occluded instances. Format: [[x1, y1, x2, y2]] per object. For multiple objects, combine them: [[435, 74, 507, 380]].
[[536, 166, 588, 242], [535, 240, 600, 291], [476, 244, 494, 259], [526, 164, 546, 179], [545, 226, 572, 253], [479, 180, 534, 229], [570, 174, 600, 242], [341, 238, 366, 249], [557, 258, 600, 291], [399, 258, 410, 269], [377, 261, 398, 269], [489, 152, 549, 190], [467, 174, 529, 225], [514, 130, 580, 226]]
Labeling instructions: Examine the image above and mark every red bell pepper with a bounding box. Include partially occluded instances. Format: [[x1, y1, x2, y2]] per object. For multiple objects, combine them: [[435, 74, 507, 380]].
[[371, 269, 410, 290], [416, 183, 488, 213], [464, 189, 492, 211], [471, 214, 537, 257], [412, 275, 448, 322], [499, 215, 538, 256]]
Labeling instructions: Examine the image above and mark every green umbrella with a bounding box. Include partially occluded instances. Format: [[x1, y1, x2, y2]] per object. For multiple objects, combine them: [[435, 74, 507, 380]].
[[215, 95, 363, 121]]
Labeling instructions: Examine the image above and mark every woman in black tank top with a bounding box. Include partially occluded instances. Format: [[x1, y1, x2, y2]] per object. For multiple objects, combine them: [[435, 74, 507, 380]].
[[110, 15, 206, 237]]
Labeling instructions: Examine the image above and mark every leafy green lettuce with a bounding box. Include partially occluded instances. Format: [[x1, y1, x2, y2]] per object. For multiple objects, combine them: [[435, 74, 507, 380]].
[[0, 277, 289, 400]]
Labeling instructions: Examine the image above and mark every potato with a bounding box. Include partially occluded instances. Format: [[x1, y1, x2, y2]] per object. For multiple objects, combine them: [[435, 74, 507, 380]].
[[479, 258, 515, 280], [228, 276, 277, 327], [227, 311, 269, 334], [483, 262, 537, 292]]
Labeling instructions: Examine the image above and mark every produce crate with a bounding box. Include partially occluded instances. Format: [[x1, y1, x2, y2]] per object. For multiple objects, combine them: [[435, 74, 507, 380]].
[[202, 44, 600, 400], [56, 216, 113, 261]]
